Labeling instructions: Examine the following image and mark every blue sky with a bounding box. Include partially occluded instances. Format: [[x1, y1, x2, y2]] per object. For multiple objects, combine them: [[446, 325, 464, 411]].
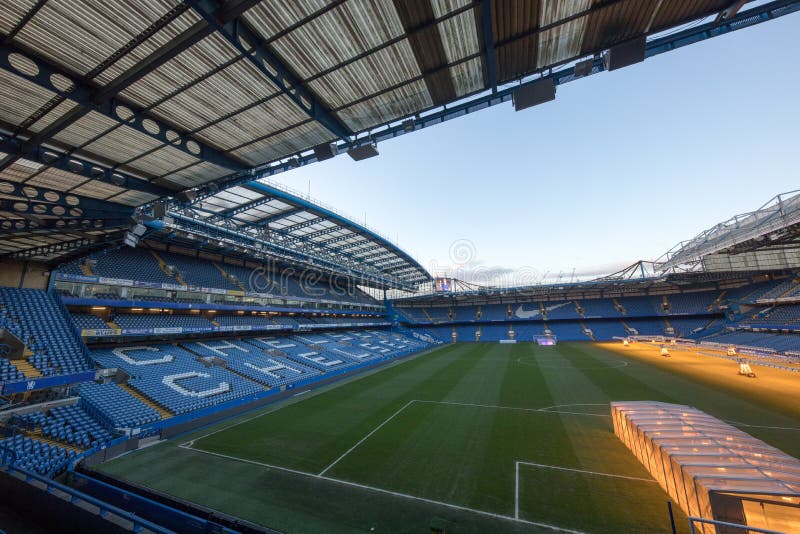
[[273, 11, 799, 286]]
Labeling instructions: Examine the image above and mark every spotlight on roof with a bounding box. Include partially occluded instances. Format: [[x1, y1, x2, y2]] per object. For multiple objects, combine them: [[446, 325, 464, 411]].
[[347, 143, 379, 161], [603, 35, 646, 71], [402, 118, 415, 132], [512, 78, 556, 112], [288, 157, 300, 168], [313, 142, 338, 161]]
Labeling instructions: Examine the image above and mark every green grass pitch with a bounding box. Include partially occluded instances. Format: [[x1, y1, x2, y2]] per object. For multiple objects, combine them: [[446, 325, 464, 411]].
[[96, 342, 800, 533]]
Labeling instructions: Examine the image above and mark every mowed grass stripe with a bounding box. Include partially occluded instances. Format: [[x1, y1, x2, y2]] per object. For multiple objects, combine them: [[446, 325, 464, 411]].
[[96, 342, 800, 533], [194, 343, 492, 472]]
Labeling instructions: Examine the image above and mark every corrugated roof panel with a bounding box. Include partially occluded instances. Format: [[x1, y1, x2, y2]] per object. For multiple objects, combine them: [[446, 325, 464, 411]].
[[447, 57, 484, 98], [434, 9, 483, 97], [0, 157, 41, 179], [0, 70, 58, 126], [336, 79, 432, 131], [580, 1, 654, 53], [120, 32, 244, 109], [106, 189, 159, 206], [537, 0, 592, 68], [14, 0, 179, 77], [267, 1, 404, 80], [0, 0, 38, 35], [165, 161, 231, 188], [81, 122, 165, 165], [70, 179, 127, 199], [25, 99, 81, 134], [23, 167, 88, 191], [492, 0, 539, 82], [126, 144, 200, 177], [308, 40, 422, 110], [194, 95, 309, 151], [649, 0, 725, 33], [93, 8, 200, 87], [240, 0, 330, 42], [51, 111, 120, 149], [231, 121, 334, 165], [149, 58, 279, 133]]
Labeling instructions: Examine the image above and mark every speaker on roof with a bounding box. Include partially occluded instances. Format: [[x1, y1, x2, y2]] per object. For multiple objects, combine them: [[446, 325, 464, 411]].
[[152, 201, 167, 219], [512, 78, 556, 112], [123, 232, 139, 248], [603, 36, 646, 71], [347, 143, 379, 161], [176, 189, 196, 203], [313, 142, 338, 161], [573, 58, 594, 78], [131, 223, 147, 237]]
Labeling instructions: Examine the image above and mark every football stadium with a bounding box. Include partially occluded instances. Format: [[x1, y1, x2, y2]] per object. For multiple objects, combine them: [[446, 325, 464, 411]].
[[1, 1, 800, 533]]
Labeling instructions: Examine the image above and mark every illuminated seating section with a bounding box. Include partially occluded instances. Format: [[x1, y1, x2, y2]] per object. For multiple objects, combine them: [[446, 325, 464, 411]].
[[71, 313, 109, 330], [0, 435, 77, 477], [78, 382, 161, 428], [13, 404, 114, 450], [112, 313, 213, 330], [702, 330, 800, 353], [743, 304, 800, 328], [0, 288, 92, 376]]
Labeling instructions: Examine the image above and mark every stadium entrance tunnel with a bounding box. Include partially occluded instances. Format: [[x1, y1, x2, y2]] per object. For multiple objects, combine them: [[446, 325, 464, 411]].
[[612, 401, 800, 533]]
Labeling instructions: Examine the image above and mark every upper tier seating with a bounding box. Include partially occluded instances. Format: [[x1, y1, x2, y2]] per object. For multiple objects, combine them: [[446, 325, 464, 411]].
[[66, 248, 176, 285], [0, 288, 92, 376], [666, 292, 719, 315], [159, 252, 240, 290], [71, 313, 109, 330]]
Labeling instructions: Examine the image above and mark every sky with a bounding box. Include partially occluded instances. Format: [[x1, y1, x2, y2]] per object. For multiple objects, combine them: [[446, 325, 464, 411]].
[[272, 11, 800, 287]]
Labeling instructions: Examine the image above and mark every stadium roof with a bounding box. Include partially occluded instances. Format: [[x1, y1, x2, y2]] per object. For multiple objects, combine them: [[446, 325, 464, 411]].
[[657, 190, 800, 272], [157, 178, 431, 289], [1, 0, 798, 271]]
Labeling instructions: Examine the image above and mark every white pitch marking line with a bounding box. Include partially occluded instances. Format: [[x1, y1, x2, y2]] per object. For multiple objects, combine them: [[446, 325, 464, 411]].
[[516, 461, 657, 483], [538, 403, 610, 412], [513, 461, 656, 524], [415, 399, 610, 418], [724, 420, 800, 431], [179, 444, 583, 533], [318, 399, 417, 476]]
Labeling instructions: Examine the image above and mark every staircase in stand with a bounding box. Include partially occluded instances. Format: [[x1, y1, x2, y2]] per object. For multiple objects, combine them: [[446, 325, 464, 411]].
[[14, 358, 42, 378], [214, 263, 247, 291], [150, 251, 186, 285], [579, 321, 595, 340], [708, 291, 727, 311], [613, 298, 626, 315], [80, 262, 94, 276], [119, 383, 172, 419]]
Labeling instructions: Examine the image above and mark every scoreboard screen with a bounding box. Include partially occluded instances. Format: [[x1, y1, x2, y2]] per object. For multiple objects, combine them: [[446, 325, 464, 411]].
[[435, 277, 453, 292]]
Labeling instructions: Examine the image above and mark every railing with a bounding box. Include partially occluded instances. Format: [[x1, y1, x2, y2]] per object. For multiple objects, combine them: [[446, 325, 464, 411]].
[[1, 463, 174, 534], [688, 516, 786, 534]]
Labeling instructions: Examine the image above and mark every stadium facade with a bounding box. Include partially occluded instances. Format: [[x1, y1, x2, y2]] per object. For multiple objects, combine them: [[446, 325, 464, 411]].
[[1, 1, 799, 533]]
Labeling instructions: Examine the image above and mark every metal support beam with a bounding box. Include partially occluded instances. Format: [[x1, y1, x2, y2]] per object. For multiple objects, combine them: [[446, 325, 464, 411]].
[[480, 0, 497, 92], [0, 181, 133, 215], [280, 216, 327, 233], [202, 0, 800, 199], [0, 136, 171, 197], [1, 235, 114, 259], [0, 41, 247, 173], [187, 0, 353, 141], [304, 225, 346, 241], [0, 216, 130, 234], [252, 207, 307, 228], [212, 195, 275, 219]]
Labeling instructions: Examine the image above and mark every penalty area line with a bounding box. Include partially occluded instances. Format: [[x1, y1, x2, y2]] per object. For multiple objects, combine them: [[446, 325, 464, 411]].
[[178, 444, 583, 533]]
